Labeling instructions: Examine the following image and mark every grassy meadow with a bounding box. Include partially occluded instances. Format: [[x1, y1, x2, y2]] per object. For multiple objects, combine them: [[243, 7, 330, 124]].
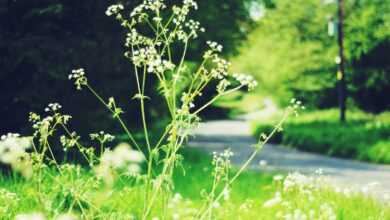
[[1, 149, 389, 219]]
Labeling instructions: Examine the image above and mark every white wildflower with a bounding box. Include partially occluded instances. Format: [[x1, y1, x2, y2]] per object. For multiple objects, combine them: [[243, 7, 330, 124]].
[[0, 134, 33, 178], [319, 203, 336, 220], [259, 160, 267, 167], [283, 172, 314, 192], [232, 73, 258, 91], [222, 187, 230, 201], [90, 131, 115, 144], [212, 201, 221, 208], [69, 68, 87, 90], [207, 41, 223, 52], [55, 213, 78, 220], [216, 79, 231, 94], [105, 4, 124, 16], [172, 213, 180, 220], [15, 213, 46, 220], [315, 168, 324, 175], [95, 142, 145, 184], [273, 174, 284, 181], [263, 191, 282, 207]]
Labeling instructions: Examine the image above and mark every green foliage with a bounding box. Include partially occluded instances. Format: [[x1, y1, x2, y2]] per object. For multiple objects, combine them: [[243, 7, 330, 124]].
[[252, 109, 390, 163], [0, 0, 253, 134], [366, 141, 390, 164], [231, 0, 390, 111], [1, 149, 389, 219]]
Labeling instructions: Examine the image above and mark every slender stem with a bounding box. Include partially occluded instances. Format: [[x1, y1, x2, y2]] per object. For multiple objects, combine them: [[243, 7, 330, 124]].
[[198, 109, 291, 219], [193, 85, 244, 115], [142, 135, 186, 219], [85, 84, 144, 156], [60, 124, 93, 165], [141, 66, 151, 151], [172, 39, 189, 110]]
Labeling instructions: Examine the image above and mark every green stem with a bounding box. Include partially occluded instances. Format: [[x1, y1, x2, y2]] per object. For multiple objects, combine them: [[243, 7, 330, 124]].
[[85, 84, 144, 156], [198, 109, 291, 219]]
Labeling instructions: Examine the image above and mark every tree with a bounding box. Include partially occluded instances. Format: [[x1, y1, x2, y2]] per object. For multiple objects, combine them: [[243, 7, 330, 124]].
[[231, 0, 390, 112], [0, 0, 254, 134]]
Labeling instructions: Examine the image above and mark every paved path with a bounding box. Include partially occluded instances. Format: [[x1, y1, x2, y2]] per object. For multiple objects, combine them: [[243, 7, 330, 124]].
[[188, 120, 390, 201]]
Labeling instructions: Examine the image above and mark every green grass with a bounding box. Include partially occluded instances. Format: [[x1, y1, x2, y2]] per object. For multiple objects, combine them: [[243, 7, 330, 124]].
[[252, 109, 390, 164], [1, 149, 389, 219]]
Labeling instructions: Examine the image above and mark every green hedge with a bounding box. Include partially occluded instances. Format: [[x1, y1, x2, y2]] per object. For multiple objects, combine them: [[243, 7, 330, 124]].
[[252, 109, 390, 164]]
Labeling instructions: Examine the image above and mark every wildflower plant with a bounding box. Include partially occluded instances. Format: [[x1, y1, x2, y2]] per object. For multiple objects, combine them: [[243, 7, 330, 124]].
[[0, 1, 303, 219]]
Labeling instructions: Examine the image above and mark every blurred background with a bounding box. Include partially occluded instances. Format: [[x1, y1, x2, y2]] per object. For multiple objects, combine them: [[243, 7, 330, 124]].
[[0, 0, 253, 134], [0, 0, 389, 162]]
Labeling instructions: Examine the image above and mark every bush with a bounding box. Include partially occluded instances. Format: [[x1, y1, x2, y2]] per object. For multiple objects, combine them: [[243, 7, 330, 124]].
[[364, 141, 390, 164], [252, 109, 390, 164]]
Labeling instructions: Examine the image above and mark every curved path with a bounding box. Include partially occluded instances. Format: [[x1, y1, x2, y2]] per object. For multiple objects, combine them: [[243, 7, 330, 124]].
[[188, 120, 390, 201]]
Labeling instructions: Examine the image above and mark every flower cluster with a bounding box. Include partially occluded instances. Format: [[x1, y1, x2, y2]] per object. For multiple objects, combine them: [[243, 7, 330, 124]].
[[69, 68, 87, 90], [232, 73, 258, 91], [184, 19, 205, 39], [263, 191, 282, 208], [212, 149, 233, 180], [95, 143, 145, 185], [15, 213, 46, 220], [29, 104, 72, 138], [276, 203, 336, 220], [125, 29, 153, 47], [210, 56, 230, 79], [44, 103, 62, 112], [90, 131, 115, 144], [0, 133, 33, 178], [172, 0, 198, 25], [207, 41, 223, 52], [60, 132, 79, 151], [131, 46, 175, 74], [264, 172, 337, 220], [105, 4, 124, 17], [130, 0, 166, 18], [216, 79, 231, 94], [15, 213, 78, 220], [282, 172, 330, 202], [289, 98, 305, 116]]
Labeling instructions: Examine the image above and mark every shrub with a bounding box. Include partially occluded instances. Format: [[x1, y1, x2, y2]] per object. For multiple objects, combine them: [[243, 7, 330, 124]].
[[252, 109, 390, 164], [364, 141, 390, 164]]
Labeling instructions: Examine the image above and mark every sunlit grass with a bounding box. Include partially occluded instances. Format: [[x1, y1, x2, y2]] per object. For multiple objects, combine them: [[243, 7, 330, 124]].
[[252, 109, 390, 163], [1, 149, 389, 219]]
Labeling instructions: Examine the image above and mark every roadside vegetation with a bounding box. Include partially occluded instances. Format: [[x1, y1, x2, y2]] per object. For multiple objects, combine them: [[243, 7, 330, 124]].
[[1, 149, 389, 219], [252, 109, 390, 164]]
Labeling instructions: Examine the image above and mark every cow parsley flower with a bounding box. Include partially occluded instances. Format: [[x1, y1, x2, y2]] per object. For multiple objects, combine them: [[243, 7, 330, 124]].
[[90, 131, 115, 144], [69, 68, 87, 90], [232, 73, 258, 90], [44, 103, 62, 112], [0, 134, 33, 178], [15, 213, 45, 220], [105, 4, 124, 16], [263, 191, 282, 207], [95, 142, 145, 185], [207, 41, 223, 52], [183, 0, 198, 10], [55, 213, 78, 220]]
